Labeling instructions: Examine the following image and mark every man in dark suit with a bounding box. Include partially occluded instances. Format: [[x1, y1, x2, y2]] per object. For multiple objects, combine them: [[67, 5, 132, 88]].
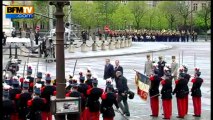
[[114, 60, 123, 83], [104, 58, 114, 80], [157, 56, 166, 77]]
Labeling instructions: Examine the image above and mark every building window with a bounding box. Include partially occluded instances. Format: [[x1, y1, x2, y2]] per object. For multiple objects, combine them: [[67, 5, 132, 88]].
[[193, 3, 198, 11], [202, 3, 206, 10]]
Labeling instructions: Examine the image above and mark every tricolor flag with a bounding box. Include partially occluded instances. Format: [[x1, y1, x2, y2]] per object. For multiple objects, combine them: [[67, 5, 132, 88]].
[[134, 70, 150, 101]]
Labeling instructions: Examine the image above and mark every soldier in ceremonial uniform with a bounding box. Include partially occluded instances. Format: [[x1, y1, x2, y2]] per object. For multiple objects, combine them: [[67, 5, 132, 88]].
[[160, 67, 173, 119], [3, 84, 15, 120], [41, 73, 56, 120], [115, 71, 130, 116], [144, 54, 153, 77], [171, 56, 178, 81], [158, 56, 166, 77], [183, 65, 191, 115], [16, 79, 32, 120], [9, 76, 22, 120], [78, 75, 88, 119], [86, 79, 104, 120], [26, 66, 34, 93], [36, 72, 45, 87], [149, 64, 162, 117], [27, 85, 46, 120], [66, 83, 83, 120], [101, 84, 119, 120], [191, 68, 203, 117], [85, 71, 93, 89], [172, 69, 188, 119]]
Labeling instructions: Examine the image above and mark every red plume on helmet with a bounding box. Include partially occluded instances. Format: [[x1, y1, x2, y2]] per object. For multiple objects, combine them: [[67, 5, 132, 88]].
[[28, 66, 32, 70], [195, 67, 200, 71]]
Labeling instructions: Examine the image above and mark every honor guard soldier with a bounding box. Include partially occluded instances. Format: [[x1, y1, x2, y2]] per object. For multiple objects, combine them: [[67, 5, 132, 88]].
[[16, 79, 32, 120], [172, 69, 188, 119], [183, 65, 191, 115], [158, 56, 166, 77], [41, 73, 56, 120], [171, 56, 178, 81], [27, 84, 46, 120], [144, 54, 153, 77], [191, 68, 203, 117], [36, 72, 45, 87], [160, 67, 173, 119], [86, 79, 104, 120], [77, 75, 88, 119], [3, 84, 16, 120], [101, 84, 119, 120], [26, 66, 34, 93], [66, 76, 77, 93], [149, 64, 162, 117], [85, 71, 93, 89], [66, 83, 83, 120], [9, 76, 22, 119]]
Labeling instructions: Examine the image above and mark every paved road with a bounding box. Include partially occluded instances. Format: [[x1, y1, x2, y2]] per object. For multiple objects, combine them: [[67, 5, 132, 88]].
[[3, 42, 210, 120]]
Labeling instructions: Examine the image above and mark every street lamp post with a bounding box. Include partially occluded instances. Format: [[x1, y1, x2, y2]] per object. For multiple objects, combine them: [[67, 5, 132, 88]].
[[49, 1, 70, 120]]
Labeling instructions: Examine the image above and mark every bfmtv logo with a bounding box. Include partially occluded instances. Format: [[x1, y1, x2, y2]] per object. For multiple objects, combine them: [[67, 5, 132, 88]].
[[6, 6, 34, 19]]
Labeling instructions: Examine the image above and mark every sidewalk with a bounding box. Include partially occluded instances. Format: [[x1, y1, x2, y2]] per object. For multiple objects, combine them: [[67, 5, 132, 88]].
[[64, 42, 173, 59]]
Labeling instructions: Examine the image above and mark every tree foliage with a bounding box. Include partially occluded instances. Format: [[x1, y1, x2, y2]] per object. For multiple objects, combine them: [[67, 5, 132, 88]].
[[10, 1, 211, 33]]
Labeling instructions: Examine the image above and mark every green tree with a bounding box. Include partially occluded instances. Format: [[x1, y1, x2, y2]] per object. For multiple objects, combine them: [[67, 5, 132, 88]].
[[111, 3, 134, 30], [194, 2, 211, 40], [128, 1, 148, 30], [175, 1, 193, 28], [157, 1, 178, 30]]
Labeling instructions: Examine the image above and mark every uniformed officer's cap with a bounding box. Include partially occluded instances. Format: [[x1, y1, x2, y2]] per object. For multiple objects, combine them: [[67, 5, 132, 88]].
[[27, 66, 32, 74], [79, 76, 85, 81], [12, 79, 19, 85], [179, 72, 185, 78], [37, 72, 42, 78], [172, 56, 176, 59], [34, 88, 41, 95], [23, 79, 30, 89], [71, 83, 79, 88], [45, 73, 51, 81], [107, 84, 113, 89], [92, 79, 98, 84]]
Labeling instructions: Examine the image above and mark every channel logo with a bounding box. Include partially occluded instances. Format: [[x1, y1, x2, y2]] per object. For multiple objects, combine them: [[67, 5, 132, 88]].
[[6, 6, 34, 19]]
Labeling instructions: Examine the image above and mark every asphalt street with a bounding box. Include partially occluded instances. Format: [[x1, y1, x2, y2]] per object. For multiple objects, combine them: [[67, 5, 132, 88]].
[[2, 41, 211, 120]]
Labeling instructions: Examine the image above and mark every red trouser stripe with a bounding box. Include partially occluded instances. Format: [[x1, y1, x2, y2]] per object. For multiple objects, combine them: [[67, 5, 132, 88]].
[[193, 97, 201, 116], [89, 111, 100, 120], [185, 95, 188, 115], [42, 112, 52, 120], [162, 99, 172, 119], [177, 98, 185, 117], [150, 96, 159, 116]]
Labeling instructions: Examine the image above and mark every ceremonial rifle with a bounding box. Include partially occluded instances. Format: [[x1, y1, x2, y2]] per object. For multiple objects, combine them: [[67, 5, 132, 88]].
[[73, 59, 78, 76]]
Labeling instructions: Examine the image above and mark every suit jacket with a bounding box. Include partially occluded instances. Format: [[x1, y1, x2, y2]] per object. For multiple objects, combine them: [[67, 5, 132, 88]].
[[114, 65, 123, 80], [171, 62, 178, 77], [158, 61, 166, 77], [144, 60, 153, 76], [104, 64, 114, 80]]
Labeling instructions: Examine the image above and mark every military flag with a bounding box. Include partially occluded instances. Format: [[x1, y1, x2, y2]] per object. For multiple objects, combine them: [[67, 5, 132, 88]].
[[134, 70, 150, 101]]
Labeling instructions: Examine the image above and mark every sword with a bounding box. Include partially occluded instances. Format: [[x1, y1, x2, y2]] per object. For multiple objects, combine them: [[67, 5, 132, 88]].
[[73, 59, 78, 76], [150, 94, 160, 98], [115, 109, 129, 120]]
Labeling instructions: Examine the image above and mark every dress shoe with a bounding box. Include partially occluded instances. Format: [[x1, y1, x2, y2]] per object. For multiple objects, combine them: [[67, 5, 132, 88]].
[[176, 116, 184, 118], [193, 115, 201, 117]]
